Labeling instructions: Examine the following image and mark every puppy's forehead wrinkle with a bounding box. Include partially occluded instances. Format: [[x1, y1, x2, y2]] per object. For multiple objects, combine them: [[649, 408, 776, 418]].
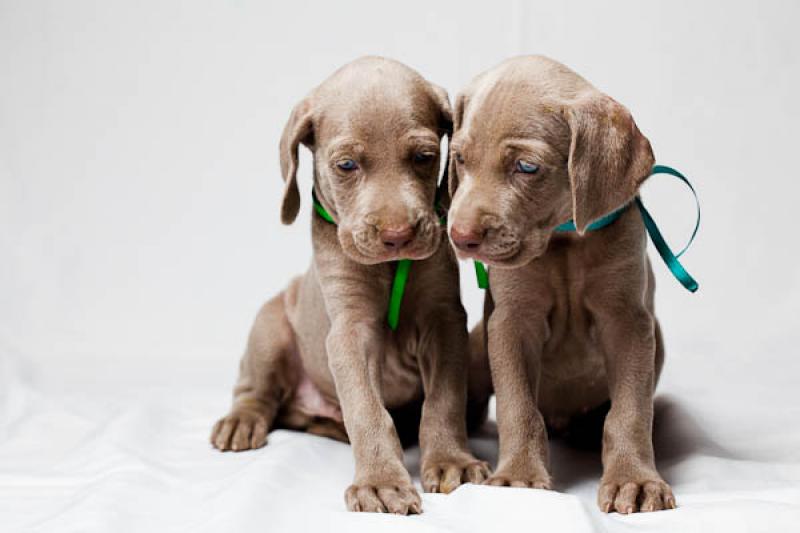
[[458, 55, 595, 146], [317, 95, 438, 153], [313, 61, 441, 137], [327, 139, 365, 157], [497, 55, 594, 94], [404, 129, 440, 146], [502, 137, 565, 163], [320, 55, 424, 93]]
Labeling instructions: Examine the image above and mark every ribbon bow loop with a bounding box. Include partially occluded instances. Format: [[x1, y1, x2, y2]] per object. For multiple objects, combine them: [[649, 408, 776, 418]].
[[473, 164, 701, 293]]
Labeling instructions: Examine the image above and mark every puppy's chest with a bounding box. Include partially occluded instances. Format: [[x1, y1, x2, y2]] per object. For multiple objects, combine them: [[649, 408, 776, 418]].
[[380, 314, 452, 407], [539, 269, 608, 404], [380, 336, 425, 408], [545, 279, 596, 353], [537, 242, 604, 359]]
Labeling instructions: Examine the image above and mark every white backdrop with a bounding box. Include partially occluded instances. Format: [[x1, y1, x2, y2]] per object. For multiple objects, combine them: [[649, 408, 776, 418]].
[[2, 1, 799, 532]]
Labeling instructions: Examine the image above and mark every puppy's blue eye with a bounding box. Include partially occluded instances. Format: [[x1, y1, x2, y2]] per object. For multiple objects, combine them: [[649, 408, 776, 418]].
[[414, 152, 435, 163], [337, 159, 358, 171], [516, 160, 539, 174]]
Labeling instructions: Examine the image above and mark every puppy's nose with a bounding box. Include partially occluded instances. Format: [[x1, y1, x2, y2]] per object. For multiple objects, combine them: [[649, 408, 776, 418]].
[[450, 225, 485, 251], [380, 224, 415, 249]]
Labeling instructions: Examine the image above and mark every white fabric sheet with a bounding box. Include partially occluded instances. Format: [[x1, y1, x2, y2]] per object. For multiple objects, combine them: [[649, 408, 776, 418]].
[[2, 345, 799, 533]]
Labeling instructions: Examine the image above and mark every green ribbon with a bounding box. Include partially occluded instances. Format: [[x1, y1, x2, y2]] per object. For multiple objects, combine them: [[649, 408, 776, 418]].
[[474, 260, 489, 289], [312, 196, 335, 224], [473, 164, 700, 293], [311, 190, 415, 331], [386, 259, 411, 330]]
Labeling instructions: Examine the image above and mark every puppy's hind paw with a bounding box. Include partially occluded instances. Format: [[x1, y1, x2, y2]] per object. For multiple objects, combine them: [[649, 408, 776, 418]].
[[210, 409, 270, 452]]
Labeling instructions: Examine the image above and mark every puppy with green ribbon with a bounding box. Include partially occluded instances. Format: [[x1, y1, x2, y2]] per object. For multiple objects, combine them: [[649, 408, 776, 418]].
[[210, 57, 489, 515], [447, 55, 699, 514]]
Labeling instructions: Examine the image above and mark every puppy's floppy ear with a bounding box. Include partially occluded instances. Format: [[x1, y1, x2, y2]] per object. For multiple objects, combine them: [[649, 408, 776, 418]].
[[427, 83, 453, 136], [565, 94, 654, 234], [447, 92, 468, 200], [426, 83, 454, 205], [279, 96, 314, 225]]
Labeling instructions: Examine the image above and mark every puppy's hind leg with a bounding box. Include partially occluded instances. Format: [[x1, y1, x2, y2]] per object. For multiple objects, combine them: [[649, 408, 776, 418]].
[[211, 293, 298, 451]]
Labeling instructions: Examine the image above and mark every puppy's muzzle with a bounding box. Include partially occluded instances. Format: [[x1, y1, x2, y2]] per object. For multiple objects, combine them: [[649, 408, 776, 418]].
[[450, 225, 485, 252], [449, 219, 520, 263], [352, 211, 439, 262], [380, 224, 415, 251]]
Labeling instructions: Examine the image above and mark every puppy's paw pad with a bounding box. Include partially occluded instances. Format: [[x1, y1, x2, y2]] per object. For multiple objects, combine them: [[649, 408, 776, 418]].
[[422, 457, 491, 493], [210, 409, 270, 452], [345, 483, 421, 515], [598, 479, 675, 514]]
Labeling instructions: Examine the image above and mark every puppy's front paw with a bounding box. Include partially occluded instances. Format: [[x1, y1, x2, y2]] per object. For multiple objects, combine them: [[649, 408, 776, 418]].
[[421, 453, 491, 493], [344, 482, 421, 515], [598, 476, 676, 514], [210, 408, 270, 451], [484, 465, 552, 489]]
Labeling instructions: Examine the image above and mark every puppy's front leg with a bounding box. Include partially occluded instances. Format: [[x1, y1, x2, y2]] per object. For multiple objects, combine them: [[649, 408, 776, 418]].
[[418, 309, 491, 494], [485, 307, 552, 489], [589, 297, 675, 514], [327, 318, 421, 515]]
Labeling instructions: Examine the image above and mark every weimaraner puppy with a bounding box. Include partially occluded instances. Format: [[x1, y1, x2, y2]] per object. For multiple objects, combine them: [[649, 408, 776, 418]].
[[210, 56, 490, 514], [447, 55, 676, 514]]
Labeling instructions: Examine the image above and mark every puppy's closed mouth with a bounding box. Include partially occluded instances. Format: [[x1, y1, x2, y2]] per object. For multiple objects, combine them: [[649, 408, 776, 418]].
[[349, 217, 441, 264], [449, 219, 525, 265], [349, 240, 440, 265], [389, 242, 441, 261], [466, 248, 521, 267]]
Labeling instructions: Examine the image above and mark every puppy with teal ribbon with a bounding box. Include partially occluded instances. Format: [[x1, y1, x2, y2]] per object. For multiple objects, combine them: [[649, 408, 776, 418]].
[[447, 55, 700, 514]]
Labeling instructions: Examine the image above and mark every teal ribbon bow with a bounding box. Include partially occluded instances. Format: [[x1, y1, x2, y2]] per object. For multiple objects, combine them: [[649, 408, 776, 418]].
[[473, 164, 700, 292], [635, 164, 700, 292]]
